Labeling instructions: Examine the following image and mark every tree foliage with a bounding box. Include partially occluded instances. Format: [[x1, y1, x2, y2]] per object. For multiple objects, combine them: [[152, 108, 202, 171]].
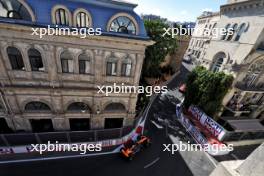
[[143, 19, 178, 78], [184, 66, 234, 117]]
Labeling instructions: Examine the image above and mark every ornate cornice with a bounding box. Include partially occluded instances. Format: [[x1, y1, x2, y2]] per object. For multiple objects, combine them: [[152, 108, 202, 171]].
[[221, 0, 264, 13]]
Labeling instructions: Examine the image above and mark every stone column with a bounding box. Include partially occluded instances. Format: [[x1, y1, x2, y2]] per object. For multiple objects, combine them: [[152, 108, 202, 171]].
[[93, 49, 104, 85], [133, 53, 145, 86], [91, 93, 104, 130], [52, 118, 67, 131], [43, 45, 59, 86]]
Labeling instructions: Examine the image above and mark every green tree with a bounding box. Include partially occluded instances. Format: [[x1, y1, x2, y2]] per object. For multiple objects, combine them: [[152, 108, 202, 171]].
[[184, 66, 234, 117], [143, 19, 178, 78], [137, 19, 178, 110]]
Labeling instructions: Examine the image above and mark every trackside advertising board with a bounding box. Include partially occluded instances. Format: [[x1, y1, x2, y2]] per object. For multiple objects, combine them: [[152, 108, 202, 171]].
[[179, 108, 208, 146], [188, 105, 226, 141]]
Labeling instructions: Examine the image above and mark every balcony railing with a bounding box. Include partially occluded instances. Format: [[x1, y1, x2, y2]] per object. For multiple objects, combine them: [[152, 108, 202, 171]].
[[225, 105, 251, 113], [235, 82, 264, 92]]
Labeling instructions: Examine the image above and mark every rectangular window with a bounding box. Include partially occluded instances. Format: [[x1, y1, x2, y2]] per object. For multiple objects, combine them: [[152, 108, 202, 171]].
[[121, 63, 132, 77], [79, 60, 90, 74], [247, 73, 258, 88], [68, 60, 73, 73], [197, 51, 201, 59], [106, 62, 117, 76], [61, 59, 69, 73], [61, 59, 73, 73]]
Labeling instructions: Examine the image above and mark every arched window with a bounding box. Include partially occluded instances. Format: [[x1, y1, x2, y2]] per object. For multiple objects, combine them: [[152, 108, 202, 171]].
[[74, 9, 92, 28], [212, 58, 223, 72], [106, 58, 117, 76], [61, 51, 73, 73], [76, 12, 89, 27], [79, 54, 91, 74], [0, 0, 32, 21], [222, 24, 231, 40], [109, 16, 136, 35], [55, 8, 69, 25], [25, 102, 51, 112], [211, 52, 226, 72], [121, 58, 132, 77], [7, 46, 25, 70], [226, 23, 238, 41], [104, 103, 126, 113], [234, 23, 247, 41], [67, 102, 91, 113], [28, 48, 44, 72]]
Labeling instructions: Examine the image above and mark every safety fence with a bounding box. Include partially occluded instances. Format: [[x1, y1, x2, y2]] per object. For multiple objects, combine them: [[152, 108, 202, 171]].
[[0, 126, 133, 147]]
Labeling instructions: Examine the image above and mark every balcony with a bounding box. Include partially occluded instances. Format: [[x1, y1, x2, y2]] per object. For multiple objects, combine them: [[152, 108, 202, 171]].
[[225, 104, 251, 114], [235, 82, 264, 92]]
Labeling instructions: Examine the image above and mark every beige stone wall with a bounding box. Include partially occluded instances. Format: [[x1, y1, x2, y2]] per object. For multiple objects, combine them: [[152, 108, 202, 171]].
[[0, 23, 151, 132], [185, 0, 264, 119], [184, 12, 220, 65]]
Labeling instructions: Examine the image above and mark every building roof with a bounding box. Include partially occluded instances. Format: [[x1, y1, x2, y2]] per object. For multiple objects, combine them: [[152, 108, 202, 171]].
[[197, 11, 220, 19], [0, 0, 148, 39], [70, 0, 138, 9]]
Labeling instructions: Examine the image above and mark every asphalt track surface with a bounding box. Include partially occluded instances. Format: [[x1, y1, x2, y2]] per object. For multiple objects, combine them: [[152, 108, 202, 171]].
[[0, 66, 193, 176]]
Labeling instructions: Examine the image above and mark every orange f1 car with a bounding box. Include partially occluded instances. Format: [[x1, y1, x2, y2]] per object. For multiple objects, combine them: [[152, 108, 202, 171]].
[[120, 135, 151, 161]]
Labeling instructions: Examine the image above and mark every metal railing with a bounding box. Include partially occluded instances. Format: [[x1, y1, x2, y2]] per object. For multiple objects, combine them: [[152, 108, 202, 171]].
[[235, 82, 264, 92], [223, 131, 264, 142], [0, 126, 133, 147]]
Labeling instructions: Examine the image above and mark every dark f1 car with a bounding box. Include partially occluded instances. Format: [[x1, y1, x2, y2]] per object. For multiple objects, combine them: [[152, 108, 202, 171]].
[[120, 135, 151, 161]]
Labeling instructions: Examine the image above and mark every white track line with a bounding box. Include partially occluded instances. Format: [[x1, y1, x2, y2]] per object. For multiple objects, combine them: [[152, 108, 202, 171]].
[[144, 157, 160, 169], [151, 120, 163, 129], [231, 153, 239, 160]]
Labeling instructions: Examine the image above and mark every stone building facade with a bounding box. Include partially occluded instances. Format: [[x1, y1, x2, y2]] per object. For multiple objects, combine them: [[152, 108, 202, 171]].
[[185, 0, 264, 125], [0, 0, 152, 133], [184, 11, 220, 65]]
